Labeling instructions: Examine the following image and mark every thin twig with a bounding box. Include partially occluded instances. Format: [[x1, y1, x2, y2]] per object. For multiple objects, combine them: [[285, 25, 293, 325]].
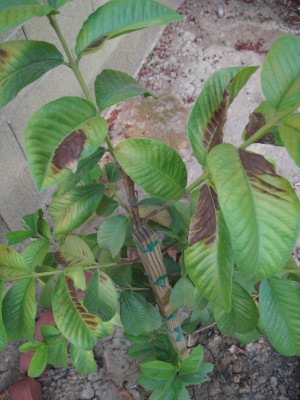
[[191, 322, 217, 335]]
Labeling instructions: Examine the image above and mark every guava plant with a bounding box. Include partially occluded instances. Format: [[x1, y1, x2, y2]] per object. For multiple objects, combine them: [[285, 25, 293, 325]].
[[0, 1, 300, 399]]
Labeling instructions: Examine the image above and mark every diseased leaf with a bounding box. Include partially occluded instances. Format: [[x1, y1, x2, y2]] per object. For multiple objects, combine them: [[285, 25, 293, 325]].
[[214, 283, 258, 335], [0, 40, 63, 108], [242, 101, 282, 145], [0, 281, 7, 351], [58, 235, 95, 267], [185, 185, 234, 310], [261, 35, 300, 111], [259, 277, 300, 356], [84, 270, 118, 322], [0, 245, 29, 279], [25, 97, 108, 191], [95, 69, 155, 111], [52, 275, 102, 350], [2, 278, 36, 340], [0, 1, 55, 33], [115, 138, 187, 201], [188, 66, 258, 166], [279, 115, 300, 167], [207, 144, 300, 279], [50, 184, 105, 237], [70, 344, 97, 374], [97, 215, 128, 257], [57, 147, 105, 196], [75, 0, 182, 57]]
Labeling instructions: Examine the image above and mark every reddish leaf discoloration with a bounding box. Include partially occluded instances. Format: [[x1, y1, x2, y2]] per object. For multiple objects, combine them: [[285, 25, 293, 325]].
[[239, 149, 277, 176], [87, 36, 108, 51], [99, 274, 108, 283], [0, 48, 9, 63], [202, 89, 229, 155], [54, 251, 68, 267], [244, 112, 275, 144], [65, 276, 100, 331], [52, 129, 87, 172], [189, 184, 219, 246]]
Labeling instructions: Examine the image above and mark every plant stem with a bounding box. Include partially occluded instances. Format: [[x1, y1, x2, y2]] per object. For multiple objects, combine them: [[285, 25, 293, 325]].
[[48, 15, 116, 153], [48, 15, 94, 103], [186, 171, 208, 193]]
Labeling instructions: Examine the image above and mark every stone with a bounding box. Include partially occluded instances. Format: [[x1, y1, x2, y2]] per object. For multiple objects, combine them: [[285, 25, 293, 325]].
[[270, 376, 278, 389], [11, 378, 42, 400], [79, 382, 95, 400]]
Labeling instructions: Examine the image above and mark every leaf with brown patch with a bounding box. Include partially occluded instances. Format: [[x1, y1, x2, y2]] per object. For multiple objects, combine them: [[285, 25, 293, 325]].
[[0, 245, 29, 280], [188, 66, 258, 166], [25, 96, 108, 192], [52, 274, 102, 350], [0, 40, 64, 108], [185, 185, 234, 310], [242, 101, 283, 146], [207, 144, 300, 280]]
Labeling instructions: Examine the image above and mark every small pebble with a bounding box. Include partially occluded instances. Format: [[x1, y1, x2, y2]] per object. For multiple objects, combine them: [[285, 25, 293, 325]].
[[80, 382, 95, 400], [270, 376, 278, 388]]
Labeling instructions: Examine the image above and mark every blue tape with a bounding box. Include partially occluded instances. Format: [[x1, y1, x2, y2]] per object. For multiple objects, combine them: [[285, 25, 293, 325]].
[[147, 274, 168, 288], [135, 240, 159, 254], [161, 310, 177, 323]]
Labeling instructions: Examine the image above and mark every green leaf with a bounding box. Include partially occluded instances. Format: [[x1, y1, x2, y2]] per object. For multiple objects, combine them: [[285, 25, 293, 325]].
[[22, 239, 50, 268], [187, 66, 258, 166], [261, 35, 300, 111], [0, 282, 7, 351], [115, 138, 187, 201], [144, 303, 161, 332], [57, 147, 105, 196], [149, 378, 189, 400], [179, 346, 203, 375], [97, 215, 127, 257], [170, 276, 197, 310], [259, 277, 300, 356], [50, 184, 105, 237], [19, 339, 43, 352], [2, 278, 36, 340], [235, 329, 261, 345], [6, 230, 32, 245], [52, 275, 102, 350], [214, 283, 258, 335], [21, 209, 40, 234], [47, 0, 69, 9], [0, 1, 54, 33], [279, 115, 300, 167], [0, 245, 29, 279], [96, 195, 118, 217], [47, 336, 68, 368], [137, 374, 169, 392], [0, 40, 63, 108], [242, 101, 283, 146], [104, 264, 132, 287], [185, 184, 234, 310], [39, 278, 54, 309], [25, 96, 108, 191], [179, 363, 214, 386], [84, 270, 118, 322], [28, 345, 48, 378], [70, 344, 97, 374], [75, 0, 182, 57], [95, 69, 154, 111], [104, 162, 121, 183], [120, 291, 148, 335], [140, 360, 176, 381], [207, 144, 300, 279]]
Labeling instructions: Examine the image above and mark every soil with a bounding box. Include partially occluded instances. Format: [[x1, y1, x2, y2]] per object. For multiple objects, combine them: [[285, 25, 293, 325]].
[[1, 0, 300, 399]]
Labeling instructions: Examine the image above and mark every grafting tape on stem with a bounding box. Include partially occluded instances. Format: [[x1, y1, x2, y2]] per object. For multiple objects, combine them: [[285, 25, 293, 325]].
[[147, 274, 168, 288]]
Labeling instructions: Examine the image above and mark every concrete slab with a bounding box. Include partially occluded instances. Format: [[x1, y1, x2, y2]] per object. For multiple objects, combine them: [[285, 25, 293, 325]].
[[0, 215, 9, 245]]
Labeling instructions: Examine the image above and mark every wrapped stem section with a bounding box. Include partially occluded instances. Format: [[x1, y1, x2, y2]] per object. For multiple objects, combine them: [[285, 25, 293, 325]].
[[133, 224, 188, 359]]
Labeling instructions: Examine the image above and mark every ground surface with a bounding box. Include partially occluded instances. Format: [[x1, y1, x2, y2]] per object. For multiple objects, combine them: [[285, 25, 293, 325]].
[[1, 0, 300, 399]]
